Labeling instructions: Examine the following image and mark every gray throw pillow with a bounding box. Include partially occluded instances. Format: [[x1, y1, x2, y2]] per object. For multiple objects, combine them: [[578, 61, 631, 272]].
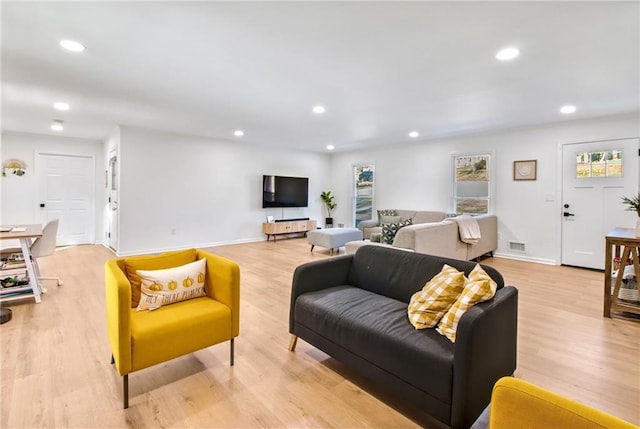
[[379, 215, 402, 225]]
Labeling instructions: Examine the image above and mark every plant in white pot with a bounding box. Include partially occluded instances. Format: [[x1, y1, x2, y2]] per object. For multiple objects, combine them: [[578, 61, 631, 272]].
[[320, 191, 337, 228], [621, 193, 640, 236]]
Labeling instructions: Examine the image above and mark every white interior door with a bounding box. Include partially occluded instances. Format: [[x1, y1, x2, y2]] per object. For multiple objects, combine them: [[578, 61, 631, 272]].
[[561, 138, 639, 269], [37, 153, 94, 246]]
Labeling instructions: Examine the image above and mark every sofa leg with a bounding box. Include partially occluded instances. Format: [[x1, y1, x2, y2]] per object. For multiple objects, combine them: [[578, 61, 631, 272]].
[[123, 374, 129, 409], [110, 354, 114, 365], [288, 335, 298, 351], [230, 338, 235, 366], [310, 245, 315, 253]]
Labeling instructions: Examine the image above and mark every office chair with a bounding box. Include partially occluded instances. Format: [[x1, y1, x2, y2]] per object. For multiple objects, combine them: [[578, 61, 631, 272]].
[[1, 219, 63, 290]]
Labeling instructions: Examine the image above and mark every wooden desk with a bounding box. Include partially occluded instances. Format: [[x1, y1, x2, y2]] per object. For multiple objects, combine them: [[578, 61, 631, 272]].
[[604, 227, 640, 318], [0, 224, 43, 304]]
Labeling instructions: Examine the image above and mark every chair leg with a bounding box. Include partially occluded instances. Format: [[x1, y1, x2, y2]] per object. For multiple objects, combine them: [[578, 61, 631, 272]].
[[230, 338, 234, 366], [38, 276, 63, 286], [110, 354, 115, 364], [123, 374, 129, 409], [288, 335, 298, 351]]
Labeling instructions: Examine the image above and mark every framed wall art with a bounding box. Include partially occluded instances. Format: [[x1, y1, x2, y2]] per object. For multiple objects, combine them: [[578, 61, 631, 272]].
[[513, 160, 537, 181]]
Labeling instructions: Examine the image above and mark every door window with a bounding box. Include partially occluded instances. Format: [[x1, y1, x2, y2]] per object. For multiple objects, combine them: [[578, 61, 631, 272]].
[[576, 150, 622, 178]]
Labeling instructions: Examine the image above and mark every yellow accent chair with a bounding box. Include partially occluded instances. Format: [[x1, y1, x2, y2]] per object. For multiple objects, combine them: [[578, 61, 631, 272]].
[[105, 248, 240, 408], [489, 377, 638, 429]]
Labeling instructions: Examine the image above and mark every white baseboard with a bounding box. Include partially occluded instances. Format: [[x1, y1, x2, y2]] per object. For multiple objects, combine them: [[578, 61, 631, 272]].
[[493, 252, 558, 266], [113, 237, 266, 257]]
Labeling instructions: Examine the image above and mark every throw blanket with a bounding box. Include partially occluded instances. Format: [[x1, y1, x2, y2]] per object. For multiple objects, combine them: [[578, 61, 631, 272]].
[[451, 215, 481, 245]]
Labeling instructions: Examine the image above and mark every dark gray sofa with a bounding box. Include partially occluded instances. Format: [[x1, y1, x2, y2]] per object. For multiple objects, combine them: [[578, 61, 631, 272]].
[[288, 245, 518, 429]]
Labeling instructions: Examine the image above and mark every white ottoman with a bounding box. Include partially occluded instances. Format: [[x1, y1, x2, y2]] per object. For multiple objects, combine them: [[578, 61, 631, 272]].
[[307, 228, 363, 255]]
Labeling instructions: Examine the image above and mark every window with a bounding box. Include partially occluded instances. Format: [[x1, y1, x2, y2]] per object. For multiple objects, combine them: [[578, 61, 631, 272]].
[[576, 150, 622, 178], [453, 153, 490, 215], [353, 163, 374, 227]]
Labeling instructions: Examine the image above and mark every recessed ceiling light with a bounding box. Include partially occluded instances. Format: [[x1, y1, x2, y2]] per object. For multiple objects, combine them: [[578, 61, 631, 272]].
[[60, 39, 86, 52], [409, 131, 419, 138], [51, 120, 64, 131], [495, 47, 520, 61], [560, 105, 577, 114], [234, 130, 244, 137], [54, 102, 69, 111], [326, 144, 335, 151], [312, 105, 326, 114]]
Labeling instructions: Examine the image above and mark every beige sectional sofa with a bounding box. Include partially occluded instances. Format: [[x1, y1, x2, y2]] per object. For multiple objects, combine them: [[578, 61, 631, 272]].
[[358, 210, 446, 239], [351, 210, 497, 261]]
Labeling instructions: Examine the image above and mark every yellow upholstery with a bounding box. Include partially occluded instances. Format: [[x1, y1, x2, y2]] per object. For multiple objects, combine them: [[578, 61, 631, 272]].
[[489, 377, 638, 429], [105, 249, 240, 407]]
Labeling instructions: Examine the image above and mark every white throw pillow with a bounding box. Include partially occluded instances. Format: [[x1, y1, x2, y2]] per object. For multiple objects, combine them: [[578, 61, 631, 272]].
[[136, 258, 207, 311]]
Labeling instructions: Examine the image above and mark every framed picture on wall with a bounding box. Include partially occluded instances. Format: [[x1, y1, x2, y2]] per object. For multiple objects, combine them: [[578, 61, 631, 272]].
[[513, 160, 537, 181]]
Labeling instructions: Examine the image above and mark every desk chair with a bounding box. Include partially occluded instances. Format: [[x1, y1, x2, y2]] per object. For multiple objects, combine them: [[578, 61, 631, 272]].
[[0, 219, 63, 290]]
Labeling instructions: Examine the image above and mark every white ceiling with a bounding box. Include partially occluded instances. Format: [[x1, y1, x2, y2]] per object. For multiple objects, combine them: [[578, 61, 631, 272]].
[[2, 1, 638, 152]]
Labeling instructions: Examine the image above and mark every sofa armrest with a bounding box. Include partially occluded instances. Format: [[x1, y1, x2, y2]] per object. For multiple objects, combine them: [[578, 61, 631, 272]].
[[467, 214, 498, 260], [489, 377, 638, 429], [289, 254, 353, 332], [198, 249, 241, 338], [450, 285, 519, 429], [394, 221, 467, 259], [105, 260, 133, 375], [358, 219, 378, 230]]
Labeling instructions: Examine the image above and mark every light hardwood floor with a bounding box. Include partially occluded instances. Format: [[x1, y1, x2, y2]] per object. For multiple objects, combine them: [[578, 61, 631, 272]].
[[1, 239, 639, 428]]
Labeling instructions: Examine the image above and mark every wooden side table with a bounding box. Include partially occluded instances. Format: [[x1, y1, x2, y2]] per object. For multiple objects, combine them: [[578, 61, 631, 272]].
[[604, 227, 640, 318]]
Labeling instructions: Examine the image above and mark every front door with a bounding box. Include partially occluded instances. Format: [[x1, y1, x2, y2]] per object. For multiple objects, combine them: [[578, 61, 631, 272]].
[[37, 153, 94, 246], [561, 138, 639, 269]]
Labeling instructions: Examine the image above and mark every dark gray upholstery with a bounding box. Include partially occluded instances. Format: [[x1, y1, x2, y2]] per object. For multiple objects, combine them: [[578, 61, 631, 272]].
[[290, 245, 518, 429]]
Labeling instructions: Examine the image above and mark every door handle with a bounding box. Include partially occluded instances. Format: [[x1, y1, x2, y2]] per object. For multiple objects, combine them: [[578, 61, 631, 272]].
[[563, 212, 575, 217]]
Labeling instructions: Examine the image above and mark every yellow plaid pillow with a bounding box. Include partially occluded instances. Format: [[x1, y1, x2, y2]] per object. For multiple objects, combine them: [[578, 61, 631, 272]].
[[436, 264, 497, 343], [407, 264, 466, 329]]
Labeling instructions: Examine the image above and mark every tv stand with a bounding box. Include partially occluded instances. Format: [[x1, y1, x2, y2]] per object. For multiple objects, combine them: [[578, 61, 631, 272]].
[[263, 219, 317, 242]]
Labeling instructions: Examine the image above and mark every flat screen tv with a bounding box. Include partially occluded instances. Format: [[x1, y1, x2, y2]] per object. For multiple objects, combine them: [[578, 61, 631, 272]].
[[262, 175, 309, 208]]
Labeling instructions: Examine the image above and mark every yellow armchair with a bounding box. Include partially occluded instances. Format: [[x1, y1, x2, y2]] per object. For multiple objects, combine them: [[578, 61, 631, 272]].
[[105, 249, 240, 408], [489, 377, 638, 429]]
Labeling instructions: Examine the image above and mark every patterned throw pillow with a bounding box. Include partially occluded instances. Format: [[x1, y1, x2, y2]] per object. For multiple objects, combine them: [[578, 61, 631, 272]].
[[436, 264, 497, 342], [124, 248, 198, 308], [407, 265, 466, 329], [136, 258, 207, 311], [377, 209, 397, 222], [381, 218, 413, 244]]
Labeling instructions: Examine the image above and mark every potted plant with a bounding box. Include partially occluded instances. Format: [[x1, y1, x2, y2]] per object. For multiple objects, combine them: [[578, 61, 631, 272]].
[[621, 193, 640, 236], [320, 191, 337, 228]]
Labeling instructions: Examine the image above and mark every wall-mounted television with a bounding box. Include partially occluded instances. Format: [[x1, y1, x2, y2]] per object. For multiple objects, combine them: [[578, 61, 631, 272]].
[[262, 175, 309, 208]]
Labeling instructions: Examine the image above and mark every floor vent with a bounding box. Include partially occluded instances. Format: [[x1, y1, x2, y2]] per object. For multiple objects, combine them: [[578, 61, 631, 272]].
[[508, 241, 526, 252]]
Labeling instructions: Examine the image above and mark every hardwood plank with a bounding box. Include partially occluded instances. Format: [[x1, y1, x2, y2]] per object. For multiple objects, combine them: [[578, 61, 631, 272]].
[[1, 240, 638, 427]]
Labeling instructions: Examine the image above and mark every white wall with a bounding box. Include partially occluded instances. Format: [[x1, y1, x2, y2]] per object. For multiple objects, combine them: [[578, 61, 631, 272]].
[[0, 132, 105, 245], [4, 114, 637, 261], [329, 114, 639, 264], [116, 126, 330, 255]]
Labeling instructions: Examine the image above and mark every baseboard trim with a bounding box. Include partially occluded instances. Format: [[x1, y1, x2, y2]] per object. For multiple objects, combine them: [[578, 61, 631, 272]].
[[113, 237, 266, 257], [493, 252, 557, 266]]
